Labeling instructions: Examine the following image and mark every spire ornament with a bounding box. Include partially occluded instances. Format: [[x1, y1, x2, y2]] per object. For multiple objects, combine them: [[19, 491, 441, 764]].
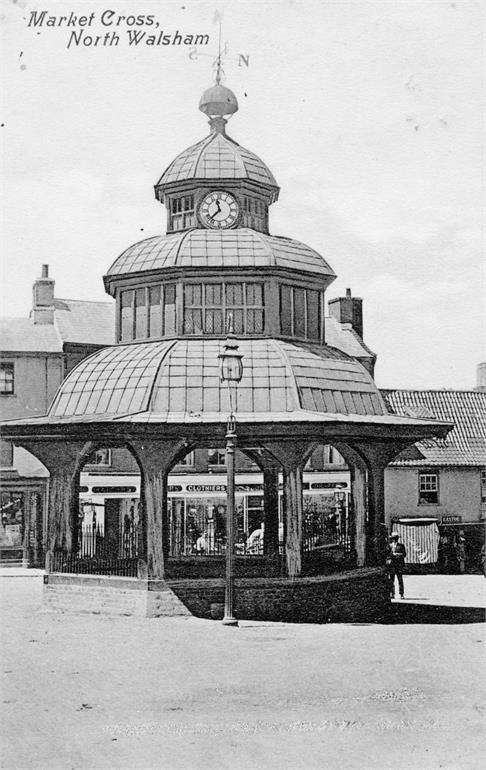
[[197, 12, 240, 133]]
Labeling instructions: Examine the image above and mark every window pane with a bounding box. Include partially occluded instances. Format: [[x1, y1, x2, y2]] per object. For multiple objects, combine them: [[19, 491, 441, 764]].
[[148, 286, 162, 337], [205, 309, 223, 334], [280, 285, 292, 335], [226, 284, 244, 306], [226, 308, 244, 333], [184, 309, 203, 334], [172, 214, 183, 230], [306, 290, 320, 340], [247, 308, 264, 333], [205, 284, 222, 306], [185, 284, 202, 306], [246, 283, 263, 306], [294, 289, 306, 337], [120, 290, 134, 341], [134, 289, 147, 338]]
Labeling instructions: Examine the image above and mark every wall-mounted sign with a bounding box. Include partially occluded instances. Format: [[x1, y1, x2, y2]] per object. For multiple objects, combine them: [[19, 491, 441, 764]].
[[441, 515, 462, 524]]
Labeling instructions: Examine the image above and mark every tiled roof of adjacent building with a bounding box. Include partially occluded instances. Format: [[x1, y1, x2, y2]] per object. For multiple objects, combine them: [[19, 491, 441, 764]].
[[325, 315, 376, 361], [383, 389, 486, 466], [156, 132, 278, 191], [0, 299, 115, 353], [105, 229, 335, 278]]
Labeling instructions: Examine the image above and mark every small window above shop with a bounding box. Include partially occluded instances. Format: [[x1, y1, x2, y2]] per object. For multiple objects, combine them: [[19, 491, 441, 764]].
[[418, 472, 439, 505], [0, 362, 14, 395]]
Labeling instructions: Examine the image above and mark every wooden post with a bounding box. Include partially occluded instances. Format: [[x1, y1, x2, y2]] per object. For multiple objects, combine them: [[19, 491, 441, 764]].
[[283, 463, 304, 578], [350, 441, 406, 566], [264, 442, 312, 579], [350, 464, 367, 567], [20, 441, 92, 564], [262, 466, 280, 556], [129, 439, 187, 581]]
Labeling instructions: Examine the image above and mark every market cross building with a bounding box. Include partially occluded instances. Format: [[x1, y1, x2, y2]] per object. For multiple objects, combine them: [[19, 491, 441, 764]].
[[0, 81, 452, 620]]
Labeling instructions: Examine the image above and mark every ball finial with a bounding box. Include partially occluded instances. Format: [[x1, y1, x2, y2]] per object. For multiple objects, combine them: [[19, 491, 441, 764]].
[[199, 84, 239, 119]]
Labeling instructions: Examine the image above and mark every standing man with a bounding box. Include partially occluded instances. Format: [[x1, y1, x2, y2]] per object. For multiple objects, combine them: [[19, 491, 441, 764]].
[[386, 532, 407, 599]]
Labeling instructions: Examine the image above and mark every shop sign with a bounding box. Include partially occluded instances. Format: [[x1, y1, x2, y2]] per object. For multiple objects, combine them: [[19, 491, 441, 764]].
[[441, 515, 462, 524], [186, 484, 226, 492]]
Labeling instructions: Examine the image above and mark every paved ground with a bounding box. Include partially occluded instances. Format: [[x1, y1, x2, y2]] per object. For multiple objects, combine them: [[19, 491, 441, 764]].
[[0, 572, 485, 770]]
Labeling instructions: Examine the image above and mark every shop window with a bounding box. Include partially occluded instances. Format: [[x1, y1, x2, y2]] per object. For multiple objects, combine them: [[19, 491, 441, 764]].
[[279, 285, 322, 341], [178, 451, 195, 467], [481, 468, 486, 505], [0, 439, 14, 467], [208, 448, 226, 466], [0, 491, 23, 547], [419, 472, 439, 505], [0, 362, 14, 395], [184, 282, 264, 335], [86, 449, 112, 467], [170, 195, 195, 231]]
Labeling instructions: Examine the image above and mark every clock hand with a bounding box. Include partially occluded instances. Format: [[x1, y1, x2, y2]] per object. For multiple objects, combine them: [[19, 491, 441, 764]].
[[208, 200, 221, 219]]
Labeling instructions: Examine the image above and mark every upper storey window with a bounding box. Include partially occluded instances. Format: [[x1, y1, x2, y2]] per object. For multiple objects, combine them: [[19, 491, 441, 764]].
[[280, 285, 322, 342], [170, 195, 196, 231], [120, 284, 176, 342], [184, 282, 264, 335]]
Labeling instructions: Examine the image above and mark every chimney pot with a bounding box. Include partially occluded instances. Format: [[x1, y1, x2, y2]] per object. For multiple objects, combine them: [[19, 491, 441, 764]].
[[346, 288, 351, 298], [41, 264, 49, 278]]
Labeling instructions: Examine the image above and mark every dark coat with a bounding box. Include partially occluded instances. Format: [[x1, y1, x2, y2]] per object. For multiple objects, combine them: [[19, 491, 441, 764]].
[[386, 541, 406, 570]]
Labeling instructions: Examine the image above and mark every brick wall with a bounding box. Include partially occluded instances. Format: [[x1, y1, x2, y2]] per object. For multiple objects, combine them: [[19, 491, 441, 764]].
[[43, 569, 388, 622]]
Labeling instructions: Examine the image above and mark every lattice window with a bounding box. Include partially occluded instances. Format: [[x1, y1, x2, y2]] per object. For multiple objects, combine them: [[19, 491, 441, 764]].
[[183, 282, 264, 335], [120, 284, 176, 341], [279, 285, 322, 341]]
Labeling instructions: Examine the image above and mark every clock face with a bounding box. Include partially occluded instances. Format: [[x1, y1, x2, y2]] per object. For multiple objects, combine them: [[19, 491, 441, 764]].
[[199, 191, 239, 229]]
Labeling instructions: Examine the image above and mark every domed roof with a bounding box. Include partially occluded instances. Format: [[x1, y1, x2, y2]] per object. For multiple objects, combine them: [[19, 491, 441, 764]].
[[48, 338, 388, 422], [105, 229, 335, 279], [156, 131, 278, 190]]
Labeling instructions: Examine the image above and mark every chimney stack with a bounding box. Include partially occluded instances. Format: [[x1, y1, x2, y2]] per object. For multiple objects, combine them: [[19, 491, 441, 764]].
[[475, 362, 486, 392], [31, 264, 55, 324], [328, 288, 364, 339]]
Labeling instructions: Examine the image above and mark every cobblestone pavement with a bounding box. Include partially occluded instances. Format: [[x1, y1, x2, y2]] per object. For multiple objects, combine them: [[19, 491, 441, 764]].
[[1, 573, 485, 770]]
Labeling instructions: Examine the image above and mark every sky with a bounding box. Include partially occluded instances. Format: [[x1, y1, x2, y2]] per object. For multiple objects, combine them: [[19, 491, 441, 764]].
[[1, 0, 484, 389]]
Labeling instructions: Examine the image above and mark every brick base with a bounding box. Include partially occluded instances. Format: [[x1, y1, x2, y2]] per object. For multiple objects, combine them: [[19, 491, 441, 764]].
[[43, 575, 191, 617], [43, 568, 389, 622]]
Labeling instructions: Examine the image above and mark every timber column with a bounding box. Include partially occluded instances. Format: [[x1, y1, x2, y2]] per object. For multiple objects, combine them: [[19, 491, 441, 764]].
[[265, 442, 312, 578], [130, 439, 186, 581], [353, 441, 405, 565], [20, 441, 95, 568]]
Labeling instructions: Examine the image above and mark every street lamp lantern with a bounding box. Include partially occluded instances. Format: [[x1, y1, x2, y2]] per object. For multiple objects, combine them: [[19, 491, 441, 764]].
[[218, 333, 244, 627], [218, 338, 244, 384]]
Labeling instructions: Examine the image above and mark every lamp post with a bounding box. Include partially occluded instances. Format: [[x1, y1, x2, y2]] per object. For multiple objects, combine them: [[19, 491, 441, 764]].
[[218, 332, 244, 627]]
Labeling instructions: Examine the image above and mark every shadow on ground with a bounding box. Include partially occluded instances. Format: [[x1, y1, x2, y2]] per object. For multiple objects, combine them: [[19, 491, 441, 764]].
[[368, 603, 486, 625]]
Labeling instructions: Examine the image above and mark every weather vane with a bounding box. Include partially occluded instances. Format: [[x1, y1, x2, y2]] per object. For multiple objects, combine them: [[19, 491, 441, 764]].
[[189, 10, 249, 81]]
